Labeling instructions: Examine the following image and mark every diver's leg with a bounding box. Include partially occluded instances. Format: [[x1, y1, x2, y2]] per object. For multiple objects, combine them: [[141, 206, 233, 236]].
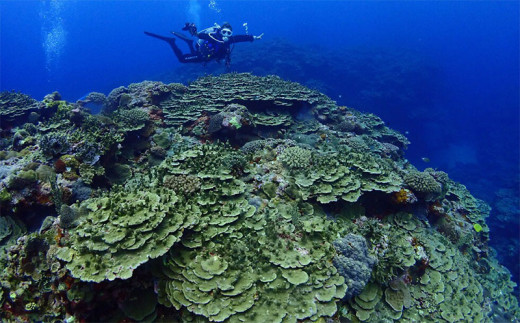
[[144, 31, 175, 43], [186, 40, 196, 54], [179, 54, 205, 63], [171, 31, 196, 54], [144, 31, 187, 63]]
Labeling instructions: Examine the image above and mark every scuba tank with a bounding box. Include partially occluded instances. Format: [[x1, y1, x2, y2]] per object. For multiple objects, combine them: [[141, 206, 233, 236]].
[[198, 23, 221, 35], [196, 23, 225, 60]]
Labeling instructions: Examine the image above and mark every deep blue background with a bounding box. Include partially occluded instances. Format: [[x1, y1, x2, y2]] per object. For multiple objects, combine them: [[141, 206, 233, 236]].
[[1, 1, 519, 284]]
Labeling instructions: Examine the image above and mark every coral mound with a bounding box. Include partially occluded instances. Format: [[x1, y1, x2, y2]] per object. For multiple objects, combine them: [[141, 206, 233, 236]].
[[0, 73, 518, 322]]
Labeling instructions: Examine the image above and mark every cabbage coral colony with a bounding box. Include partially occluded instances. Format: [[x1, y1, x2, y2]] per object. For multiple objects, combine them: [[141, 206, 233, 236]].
[[0, 74, 518, 322]]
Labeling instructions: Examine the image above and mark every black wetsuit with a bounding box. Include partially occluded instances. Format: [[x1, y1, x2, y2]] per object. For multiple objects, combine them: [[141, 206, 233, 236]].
[[144, 28, 254, 65]]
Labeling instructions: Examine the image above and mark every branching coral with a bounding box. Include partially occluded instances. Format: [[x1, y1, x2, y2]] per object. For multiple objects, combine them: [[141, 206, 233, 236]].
[[278, 146, 313, 169], [163, 174, 201, 195], [114, 108, 150, 132], [404, 170, 442, 200]]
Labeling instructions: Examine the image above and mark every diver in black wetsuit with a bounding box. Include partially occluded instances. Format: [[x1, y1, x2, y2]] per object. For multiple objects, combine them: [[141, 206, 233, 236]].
[[144, 22, 264, 67]]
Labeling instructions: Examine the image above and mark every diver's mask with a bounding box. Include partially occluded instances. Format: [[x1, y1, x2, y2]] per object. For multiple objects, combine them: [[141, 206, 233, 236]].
[[221, 28, 233, 37]]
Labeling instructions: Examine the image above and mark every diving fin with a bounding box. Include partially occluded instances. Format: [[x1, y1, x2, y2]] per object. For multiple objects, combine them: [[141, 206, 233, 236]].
[[144, 31, 176, 44], [171, 31, 192, 42]]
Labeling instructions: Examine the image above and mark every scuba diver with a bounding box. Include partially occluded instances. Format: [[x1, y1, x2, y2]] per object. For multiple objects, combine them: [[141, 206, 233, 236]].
[[144, 22, 264, 67]]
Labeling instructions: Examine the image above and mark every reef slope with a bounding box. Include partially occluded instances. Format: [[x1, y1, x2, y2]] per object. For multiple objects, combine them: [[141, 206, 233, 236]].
[[0, 73, 518, 322]]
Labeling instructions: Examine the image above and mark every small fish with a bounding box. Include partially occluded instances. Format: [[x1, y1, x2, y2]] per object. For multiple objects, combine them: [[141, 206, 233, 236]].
[[76, 93, 89, 102], [421, 157, 430, 163], [405, 131, 410, 135]]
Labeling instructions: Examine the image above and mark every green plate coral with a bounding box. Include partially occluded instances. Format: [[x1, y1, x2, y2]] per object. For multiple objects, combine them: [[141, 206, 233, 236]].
[[0, 73, 517, 322], [56, 188, 199, 282]]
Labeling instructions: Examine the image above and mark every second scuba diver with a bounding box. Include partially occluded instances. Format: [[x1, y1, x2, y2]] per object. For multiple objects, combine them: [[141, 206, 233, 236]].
[[144, 22, 264, 67]]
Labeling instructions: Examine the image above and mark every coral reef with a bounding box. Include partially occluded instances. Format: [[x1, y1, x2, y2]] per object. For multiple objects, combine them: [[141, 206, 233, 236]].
[[0, 91, 38, 127], [340, 211, 519, 322], [0, 74, 517, 322], [159, 73, 333, 129], [56, 188, 198, 282]]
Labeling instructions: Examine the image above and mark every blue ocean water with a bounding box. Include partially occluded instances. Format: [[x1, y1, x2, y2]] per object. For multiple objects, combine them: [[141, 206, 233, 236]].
[[1, 0, 519, 286]]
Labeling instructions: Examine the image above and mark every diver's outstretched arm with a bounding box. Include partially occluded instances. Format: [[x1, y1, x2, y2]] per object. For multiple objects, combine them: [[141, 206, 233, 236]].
[[228, 35, 255, 43], [227, 33, 263, 43]]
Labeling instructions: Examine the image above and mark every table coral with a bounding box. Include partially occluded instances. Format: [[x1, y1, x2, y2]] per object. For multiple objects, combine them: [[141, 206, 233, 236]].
[[0, 91, 38, 127]]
